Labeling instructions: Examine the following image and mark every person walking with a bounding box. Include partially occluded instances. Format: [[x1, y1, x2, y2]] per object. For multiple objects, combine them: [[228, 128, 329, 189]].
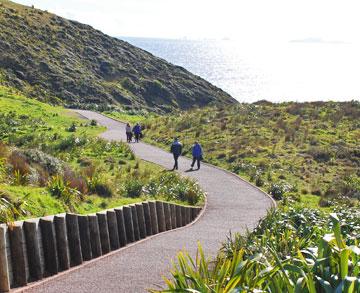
[[125, 123, 132, 143], [170, 137, 182, 170], [133, 123, 142, 143], [191, 141, 203, 170]]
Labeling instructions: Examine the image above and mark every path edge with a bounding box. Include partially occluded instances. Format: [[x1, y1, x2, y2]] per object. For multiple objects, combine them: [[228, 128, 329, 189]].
[[12, 196, 208, 293]]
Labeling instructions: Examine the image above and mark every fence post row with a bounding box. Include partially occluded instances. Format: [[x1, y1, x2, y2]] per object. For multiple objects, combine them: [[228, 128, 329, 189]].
[[0, 202, 201, 290]]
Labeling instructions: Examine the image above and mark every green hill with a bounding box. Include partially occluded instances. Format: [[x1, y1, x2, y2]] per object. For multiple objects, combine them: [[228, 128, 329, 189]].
[[0, 0, 236, 112], [0, 86, 204, 222]]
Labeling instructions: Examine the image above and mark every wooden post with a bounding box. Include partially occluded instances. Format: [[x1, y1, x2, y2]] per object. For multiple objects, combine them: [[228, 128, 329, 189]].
[[142, 202, 152, 236], [130, 205, 140, 241], [88, 215, 102, 258], [78, 215, 92, 261], [163, 202, 172, 230], [107, 211, 120, 250], [156, 201, 166, 233], [149, 202, 159, 235], [9, 225, 27, 287], [135, 204, 147, 239], [170, 204, 177, 229], [23, 221, 42, 281], [114, 208, 127, 247], [97, 212, 111, 254], [181, 206, 187, 226], [66, 214, 83, 267], [185, 207, 191, 224], [123, 206, 135, 243], [54, 216, 70, 271], [176, 205, 182, 228], [40, 219, 58, 276], [0, 226, 10, 292]]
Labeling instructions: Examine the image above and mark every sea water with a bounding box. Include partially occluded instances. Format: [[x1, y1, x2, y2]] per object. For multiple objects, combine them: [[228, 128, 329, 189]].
[[122, 37, 360, 103]]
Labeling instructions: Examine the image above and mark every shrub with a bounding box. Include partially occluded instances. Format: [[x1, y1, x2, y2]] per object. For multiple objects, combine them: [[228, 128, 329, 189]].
[[143, 173, 205, 205], [90, 119, 97, 126], [63, 168, 88, 195], [124, 179, 143, 198], [8, 150, 30, 176], [307, 146, 333, 162], [23, 149, 63, 175], [67, 122, 77, 132], [255, 175, 264, 187], [0, 142, 9, 158], [93, 182, 113, 198], [57, 135, 86, 151], [87, 176, 113, 197], [268, 182, 293, 200], [47, 175, 80, 210], [0, 191, 28, 223]]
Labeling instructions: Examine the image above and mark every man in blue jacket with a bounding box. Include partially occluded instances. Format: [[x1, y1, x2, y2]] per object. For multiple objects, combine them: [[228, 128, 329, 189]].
[[133, 123, 142, 143], [170, 137, 182, 170], [191, 141, 203, 170]]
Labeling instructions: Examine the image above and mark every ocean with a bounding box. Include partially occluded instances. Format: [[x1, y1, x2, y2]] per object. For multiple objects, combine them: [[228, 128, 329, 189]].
[[122, 37, 360, 103]]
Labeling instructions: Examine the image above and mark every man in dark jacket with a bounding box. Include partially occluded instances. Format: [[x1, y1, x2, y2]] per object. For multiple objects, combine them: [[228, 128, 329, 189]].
[[191, 141, 203, 170], [133, 123, 142, 143], [170, 138, 182, 170]]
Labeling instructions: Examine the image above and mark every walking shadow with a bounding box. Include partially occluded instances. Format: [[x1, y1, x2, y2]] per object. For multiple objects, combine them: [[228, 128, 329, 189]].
[[185, 168, 198, 173]]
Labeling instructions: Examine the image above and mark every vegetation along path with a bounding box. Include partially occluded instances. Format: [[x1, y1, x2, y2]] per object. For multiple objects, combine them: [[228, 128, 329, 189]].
[[23, 110, 274, 293]]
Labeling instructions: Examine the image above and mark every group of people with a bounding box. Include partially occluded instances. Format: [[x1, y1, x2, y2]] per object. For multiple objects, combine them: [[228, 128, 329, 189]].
[[125, 123, 142, 143], [124, 123, 203, 171], [170, 138, 203, 171]]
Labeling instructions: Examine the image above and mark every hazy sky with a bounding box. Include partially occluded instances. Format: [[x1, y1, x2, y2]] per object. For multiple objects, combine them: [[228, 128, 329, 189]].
[[14, 0, 360, 42]]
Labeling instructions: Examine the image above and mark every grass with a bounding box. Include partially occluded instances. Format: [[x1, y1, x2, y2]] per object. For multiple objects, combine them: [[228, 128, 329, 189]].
[[143, 102, 360, 209], [0, 86, 205, 222], [105, 110, 150, 124]]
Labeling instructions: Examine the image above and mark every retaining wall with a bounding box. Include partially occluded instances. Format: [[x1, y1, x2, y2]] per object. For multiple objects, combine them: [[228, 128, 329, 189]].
[[0, 201, 202, 292]]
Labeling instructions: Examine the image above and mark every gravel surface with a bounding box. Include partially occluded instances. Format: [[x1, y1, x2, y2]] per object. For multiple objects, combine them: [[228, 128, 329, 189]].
[[23, 110, 273, 293]]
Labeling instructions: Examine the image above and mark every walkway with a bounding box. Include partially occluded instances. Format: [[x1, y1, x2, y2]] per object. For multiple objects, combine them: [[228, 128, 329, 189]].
[[24, 110, 273, 292]]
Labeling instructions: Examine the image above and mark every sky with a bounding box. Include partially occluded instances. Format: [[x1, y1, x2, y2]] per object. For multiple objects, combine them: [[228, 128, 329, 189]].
[[13, 0, 360, 43]]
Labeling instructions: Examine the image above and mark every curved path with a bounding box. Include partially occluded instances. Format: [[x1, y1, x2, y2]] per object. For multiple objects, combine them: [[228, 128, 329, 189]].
[[24, 110, 273, 293]]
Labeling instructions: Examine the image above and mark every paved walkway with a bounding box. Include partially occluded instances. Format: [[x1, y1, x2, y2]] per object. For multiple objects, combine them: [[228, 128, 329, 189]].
[[25, 110, 273, 293]]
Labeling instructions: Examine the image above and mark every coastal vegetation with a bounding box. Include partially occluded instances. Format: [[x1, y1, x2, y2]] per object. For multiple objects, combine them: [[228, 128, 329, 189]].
[[141, 101, 360, 292], [143, 101, 360, 209], [159, 206, 360, 292], [0, 86, 204, 223]]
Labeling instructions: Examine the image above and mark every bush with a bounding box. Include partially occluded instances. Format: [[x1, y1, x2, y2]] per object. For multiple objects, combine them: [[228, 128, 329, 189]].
[[0, 142, 9, 158], [255, 175, 264, 187], [23, 149, 63, 175], [0, 191, 28, 223], [143, 173, 205, 205], [268, 182, 293, 200], [307, 146, 333, 162], [124, 179, 143, 198], [87, 176, 113, 198], [57, 135, 86, 151], [93, 182, 113, 198], [47, 175, 80, 210], [67, 122, 77, 132], [63, 168, 88, 195], [8, 151, 30, 176]]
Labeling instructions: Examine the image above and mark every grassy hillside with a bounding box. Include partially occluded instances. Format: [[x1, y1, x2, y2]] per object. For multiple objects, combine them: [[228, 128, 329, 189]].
[[143, 101, 360, 208], [0, 86, 204, 223], [0, 0, 236, 112]]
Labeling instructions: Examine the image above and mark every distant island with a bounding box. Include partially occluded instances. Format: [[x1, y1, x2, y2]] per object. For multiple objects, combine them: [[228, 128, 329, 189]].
[[290, 37, 347, 44]]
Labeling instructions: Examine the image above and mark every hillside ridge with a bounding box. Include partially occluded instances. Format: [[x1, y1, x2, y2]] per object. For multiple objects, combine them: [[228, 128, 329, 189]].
[[0, 0, 236, 112]]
